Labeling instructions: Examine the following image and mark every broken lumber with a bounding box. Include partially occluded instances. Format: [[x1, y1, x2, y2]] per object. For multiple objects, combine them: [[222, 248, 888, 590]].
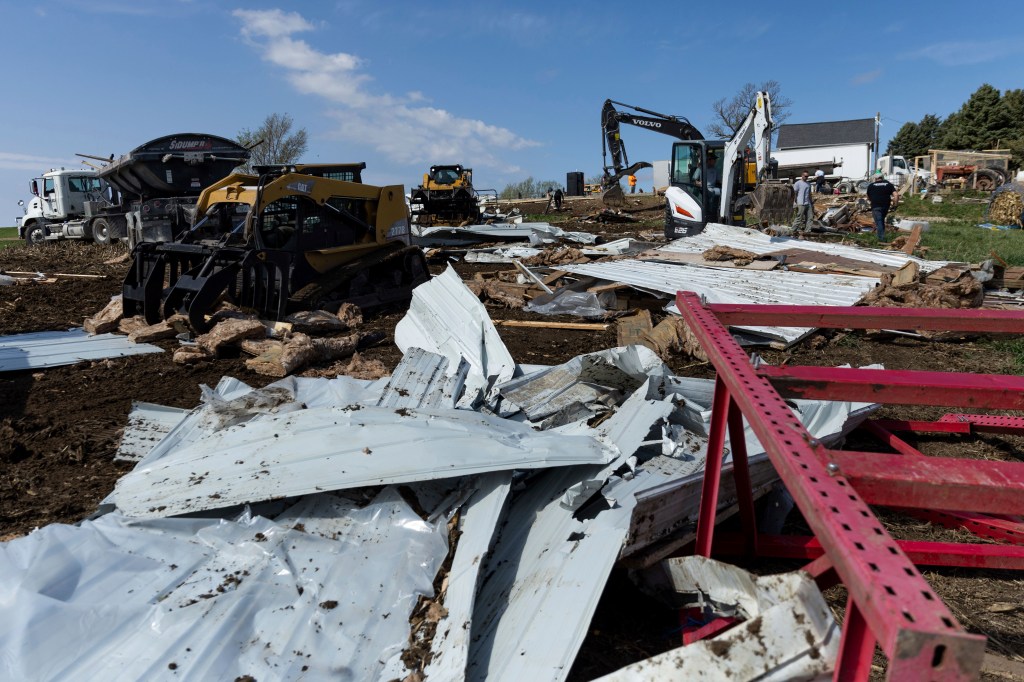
[[4, 271, 108, 280], [617, 310, 654, 347], [491, 320, 610, 331]]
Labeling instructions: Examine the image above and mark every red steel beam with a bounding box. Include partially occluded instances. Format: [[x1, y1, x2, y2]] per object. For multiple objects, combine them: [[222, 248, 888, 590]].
[[758, 365, 1024, 410], [676, 291, 985, 679], [938, 413, 1024, 434], [826, 450, 1024, 515], [721, 534, 1024, 570], [707, 303, 1024, 333]]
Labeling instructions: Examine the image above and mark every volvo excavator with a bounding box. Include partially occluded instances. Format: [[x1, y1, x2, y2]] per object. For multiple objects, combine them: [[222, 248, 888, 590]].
[[122, 163, 430, 332], [600, 93, 792, 238]]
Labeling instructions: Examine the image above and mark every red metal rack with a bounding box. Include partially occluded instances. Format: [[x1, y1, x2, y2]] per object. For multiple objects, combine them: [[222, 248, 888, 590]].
[[674, 293, 1024, 681]]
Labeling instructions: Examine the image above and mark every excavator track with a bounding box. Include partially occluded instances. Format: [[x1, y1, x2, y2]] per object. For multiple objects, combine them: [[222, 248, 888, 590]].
[[289, 243, 430, 312]]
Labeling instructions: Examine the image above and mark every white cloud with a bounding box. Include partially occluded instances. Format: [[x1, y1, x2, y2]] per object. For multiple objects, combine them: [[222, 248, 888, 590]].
[[232, 8, 538, 169], [851, 69, 883, 85], [901, 39, 1023, 66], [0, 152, 83, 172]]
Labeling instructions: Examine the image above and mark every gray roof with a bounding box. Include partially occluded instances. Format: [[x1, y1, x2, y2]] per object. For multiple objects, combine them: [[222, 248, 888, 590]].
[[776, 118, 876, 149]]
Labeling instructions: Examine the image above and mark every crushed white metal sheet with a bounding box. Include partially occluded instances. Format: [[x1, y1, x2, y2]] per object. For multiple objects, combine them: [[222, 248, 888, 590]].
[[376, 346, 468, 409], [0, 489, 447, 682], [424, 472, 512, 680], [115, 401, 190, 462], [0, 328, 163, 372], [111, 403, 612, 519], [657, 221, 948, 272], [559, 260, 875, 344], [461, 238, 649, 264], [413, 222, 597, 245], [395, 266, 514, 405], [496, 345, 669, 425], [596, 556, 838, 681], [468, 380, 678, 682]]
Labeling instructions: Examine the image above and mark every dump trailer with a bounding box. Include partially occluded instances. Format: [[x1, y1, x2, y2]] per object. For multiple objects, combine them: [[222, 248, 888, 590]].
[[409, 165, 481, 225], [18, 133, 249, 247], [122, 163, 429, 332]]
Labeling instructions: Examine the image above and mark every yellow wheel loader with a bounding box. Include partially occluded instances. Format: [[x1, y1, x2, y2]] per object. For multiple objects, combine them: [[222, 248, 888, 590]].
[[122, 163, 429, 332]]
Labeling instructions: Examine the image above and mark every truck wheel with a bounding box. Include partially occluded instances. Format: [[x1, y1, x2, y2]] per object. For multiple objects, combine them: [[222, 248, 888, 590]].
[[91, 218, 113, 245], [23, 223, 46, 246]]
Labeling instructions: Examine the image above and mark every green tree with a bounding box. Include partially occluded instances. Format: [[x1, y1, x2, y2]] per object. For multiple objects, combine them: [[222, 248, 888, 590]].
[[708, 81, 792, 139], [499, 177, 564, 199], [887, 114, 943, 160], [939, 84, 1009, 150], [236, 113, 309, 174]]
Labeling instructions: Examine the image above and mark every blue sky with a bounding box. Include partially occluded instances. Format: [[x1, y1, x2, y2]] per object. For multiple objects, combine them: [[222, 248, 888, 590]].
[[3, 0, 1023, 224]]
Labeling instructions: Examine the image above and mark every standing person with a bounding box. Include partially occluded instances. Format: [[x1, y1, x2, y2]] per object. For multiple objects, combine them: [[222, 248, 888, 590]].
[[814, 169, 826, 194], [628, 174, 637, 194], [866, 170, 898, 241], [791, 171, 813, 234], [553, 187, 564, 210]]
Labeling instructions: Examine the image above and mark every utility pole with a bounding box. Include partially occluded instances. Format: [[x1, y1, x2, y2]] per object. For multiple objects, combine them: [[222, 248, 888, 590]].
[[873, 112, 881, 172]]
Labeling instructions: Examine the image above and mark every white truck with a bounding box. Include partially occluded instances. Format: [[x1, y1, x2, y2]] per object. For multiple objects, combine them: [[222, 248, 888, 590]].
[[16, 133, 250, 247], [17, 168, 115, 245]]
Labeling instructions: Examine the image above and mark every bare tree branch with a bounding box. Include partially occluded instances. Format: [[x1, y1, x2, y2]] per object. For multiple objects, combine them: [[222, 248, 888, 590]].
[[708, 81, 792, 139], [236, 113, 309, 173]]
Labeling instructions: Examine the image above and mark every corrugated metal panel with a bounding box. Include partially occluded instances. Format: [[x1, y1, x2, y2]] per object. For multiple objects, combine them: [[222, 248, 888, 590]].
[[395, 266, 515, 406], [376, 347, 468, 409], [115, 402, 190, 462], [560, 260, 875, 343], [0, 329, 163, 372], [424, 472, 511, 680], [111, 403, 613, 519], [467, 386, 677, 682], [658, 222, 947, 272], [0, 489, 447, 681]]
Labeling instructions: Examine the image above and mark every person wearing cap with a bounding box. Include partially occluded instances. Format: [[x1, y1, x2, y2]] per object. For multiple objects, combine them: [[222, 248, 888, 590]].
[[866, 170, 898, 240], [791, 171, 813, 234], [814, 169, 826, 194], [693, 149, 722, 217]]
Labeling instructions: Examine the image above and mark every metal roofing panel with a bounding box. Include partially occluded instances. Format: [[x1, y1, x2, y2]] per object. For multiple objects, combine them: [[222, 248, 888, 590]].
[[115, 401, 190, 462], [424, 472, 511, 680], [111, 404, 612, 519], [395, 266, 515, 405], [0, 329, 163, 372], [0, 489, 447, 682], [656, 222, 947, 272], [560, 260, 875, 343], [467, 385, 677, 682], [376, 347, 468, 409]]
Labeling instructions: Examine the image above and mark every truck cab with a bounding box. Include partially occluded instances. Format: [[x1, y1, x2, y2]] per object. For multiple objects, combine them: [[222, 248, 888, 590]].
[[19, 169, 105, 242], [876, 155, 912, 184]]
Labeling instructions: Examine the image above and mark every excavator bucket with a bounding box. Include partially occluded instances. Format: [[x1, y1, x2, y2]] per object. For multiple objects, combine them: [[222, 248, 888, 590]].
[[601, 184, 626, 207]]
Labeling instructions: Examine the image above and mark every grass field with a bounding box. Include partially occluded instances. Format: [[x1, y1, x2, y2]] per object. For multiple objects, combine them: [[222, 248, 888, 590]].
[[0, 226, 18, 249], [842, 190, 1024, 265]]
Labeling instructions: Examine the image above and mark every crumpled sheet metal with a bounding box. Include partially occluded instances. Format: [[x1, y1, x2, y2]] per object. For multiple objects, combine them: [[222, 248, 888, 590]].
[[497, 345, 669, 425], [111, 403, 612, 519], [595, 556, 839, 681], [0, 489, 447, 682], [561, 260, 875, 345], [660, 221, 947, 273], [115, 401, 190, 462], [468, 380, 678, 682], [0, 328, 163, 372], [395, 266, 514, 405]]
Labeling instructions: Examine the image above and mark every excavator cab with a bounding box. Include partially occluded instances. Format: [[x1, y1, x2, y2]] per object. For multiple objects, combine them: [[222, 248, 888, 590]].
[[667, 141, 731, 237]]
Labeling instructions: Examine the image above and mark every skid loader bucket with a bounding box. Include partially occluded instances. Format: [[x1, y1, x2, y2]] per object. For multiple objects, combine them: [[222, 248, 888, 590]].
[[750, 182, 795, 226]]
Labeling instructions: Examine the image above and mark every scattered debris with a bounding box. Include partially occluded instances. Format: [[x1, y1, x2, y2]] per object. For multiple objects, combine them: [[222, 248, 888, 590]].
[[83, 295, 122, 335]]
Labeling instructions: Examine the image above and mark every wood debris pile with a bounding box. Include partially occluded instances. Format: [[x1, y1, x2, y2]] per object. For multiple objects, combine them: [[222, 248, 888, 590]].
[[987, 184, 1024, 227]]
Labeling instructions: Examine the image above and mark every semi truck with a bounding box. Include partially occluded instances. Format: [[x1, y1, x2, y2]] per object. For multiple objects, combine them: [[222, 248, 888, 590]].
[[17, 133, 249, 247]]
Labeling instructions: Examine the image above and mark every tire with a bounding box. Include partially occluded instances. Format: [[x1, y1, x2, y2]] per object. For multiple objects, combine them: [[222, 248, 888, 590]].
[[91, 217, 112, 245], [23, 222, 46, 246], [971, 169, 999, 192]]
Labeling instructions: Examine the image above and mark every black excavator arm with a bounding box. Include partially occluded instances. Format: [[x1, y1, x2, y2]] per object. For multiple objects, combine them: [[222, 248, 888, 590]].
[[600, 99, 704, 188]]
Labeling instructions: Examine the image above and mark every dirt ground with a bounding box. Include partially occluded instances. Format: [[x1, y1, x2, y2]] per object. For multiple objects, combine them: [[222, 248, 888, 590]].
[[2, 196, 1022, 679]]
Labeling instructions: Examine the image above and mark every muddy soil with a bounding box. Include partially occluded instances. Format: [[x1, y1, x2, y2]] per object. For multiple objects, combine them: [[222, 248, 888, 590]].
[[2, 201, 1022, 677]]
